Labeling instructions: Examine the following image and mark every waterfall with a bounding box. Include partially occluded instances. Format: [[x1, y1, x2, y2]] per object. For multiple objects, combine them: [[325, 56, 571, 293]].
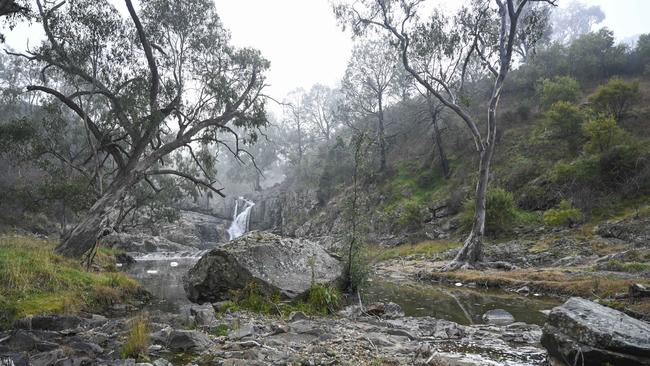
[[227, 197, 255, 240]]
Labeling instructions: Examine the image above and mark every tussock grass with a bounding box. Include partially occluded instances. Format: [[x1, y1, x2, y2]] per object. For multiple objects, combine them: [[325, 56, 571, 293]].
[[0, 235, 142, 327], [120, 314, 150, 360], [369, 240, 460, 262]]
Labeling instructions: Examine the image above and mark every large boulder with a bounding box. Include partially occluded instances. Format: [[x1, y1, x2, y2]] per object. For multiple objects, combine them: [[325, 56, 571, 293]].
[[541, 297, 650, 366], [184, 232, 342, 303]]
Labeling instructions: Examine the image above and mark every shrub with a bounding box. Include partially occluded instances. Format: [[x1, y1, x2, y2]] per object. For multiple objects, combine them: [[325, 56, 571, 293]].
[[551, 157, 599, 185], [588, 78, 641, 120], [598, 143, 646, 187], [543, 200, 582, 226], [396, 201, 426, 231], [544, 101, 587, 154], [538, 76, 581, 109], [120, 315, 150, 360], [460, 187, 520, 236], [582, 115, 629, 153]]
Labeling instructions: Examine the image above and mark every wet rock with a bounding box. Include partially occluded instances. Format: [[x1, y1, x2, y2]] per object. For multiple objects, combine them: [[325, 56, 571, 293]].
[[516, 286, 531, 295], [103, 232, 194, 253], [190, 304, 218, 328], [167, 330, 212, 352], [160, 210, 228, 249], [184, 232, 343, 303], [541, 297, 650, 366], [365, 302, 404, 319], [482, 309, 515, 325]]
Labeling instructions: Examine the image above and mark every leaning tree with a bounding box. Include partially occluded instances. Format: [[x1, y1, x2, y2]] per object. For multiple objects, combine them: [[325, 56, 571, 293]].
[[334, 0, 555, 269], [8, 0, 269, 258]]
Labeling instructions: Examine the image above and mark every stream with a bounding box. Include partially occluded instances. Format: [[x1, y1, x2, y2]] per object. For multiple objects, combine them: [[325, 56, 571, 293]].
[[126, 252, 559, 326]]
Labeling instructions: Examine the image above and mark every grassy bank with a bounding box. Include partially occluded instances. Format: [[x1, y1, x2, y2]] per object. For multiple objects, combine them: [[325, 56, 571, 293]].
[[0, 235, 144, 327]]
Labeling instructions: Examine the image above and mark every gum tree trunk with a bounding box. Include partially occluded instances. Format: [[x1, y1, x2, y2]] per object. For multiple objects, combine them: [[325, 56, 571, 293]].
[[377, 95, 386, 171], [447, 96, 499, 269], [55, 173, 137, 258]]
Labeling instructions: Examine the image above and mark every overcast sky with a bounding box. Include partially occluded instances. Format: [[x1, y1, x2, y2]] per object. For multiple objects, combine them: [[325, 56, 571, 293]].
[[3, 0, 650, 106]]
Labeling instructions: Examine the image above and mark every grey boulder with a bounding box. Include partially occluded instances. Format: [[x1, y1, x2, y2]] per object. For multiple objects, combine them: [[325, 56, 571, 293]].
[[541, 297, 650, 366], [184, 232, 342, 303]]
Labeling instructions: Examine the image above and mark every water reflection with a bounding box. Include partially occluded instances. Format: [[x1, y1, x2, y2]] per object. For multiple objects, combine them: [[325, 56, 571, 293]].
[[362, 279, 560, 325]]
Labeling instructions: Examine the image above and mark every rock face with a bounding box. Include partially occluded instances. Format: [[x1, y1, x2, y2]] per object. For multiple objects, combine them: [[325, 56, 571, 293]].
[[184, 232, 343, 303], [104, 210, 230, 253], [541, 297, 650, 366]]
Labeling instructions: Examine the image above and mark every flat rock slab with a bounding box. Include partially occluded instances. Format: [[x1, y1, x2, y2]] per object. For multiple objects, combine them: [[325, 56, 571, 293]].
[[184, 232, 342, 303], [542, 297, 650, 366]]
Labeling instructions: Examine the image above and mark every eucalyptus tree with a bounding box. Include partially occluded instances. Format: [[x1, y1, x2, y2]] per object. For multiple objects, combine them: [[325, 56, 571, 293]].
[[334, 0, 556, 269], [0, 0, 29, 42], [9, 0, 268, 258], [550, 1, 604, 45], [282, 88, 311, 166], [342, 38, 400, 172], [303, 84, 340, 141]]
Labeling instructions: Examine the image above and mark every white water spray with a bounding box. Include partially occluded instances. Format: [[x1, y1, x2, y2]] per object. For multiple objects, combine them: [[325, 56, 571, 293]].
[[227, 197, 255, 240]]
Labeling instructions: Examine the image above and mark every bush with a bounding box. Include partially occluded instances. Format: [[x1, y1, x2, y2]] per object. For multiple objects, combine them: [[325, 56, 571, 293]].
[[582, 115, 629, 153], [544, 101, 587, 154], [588, 78, 641, 120], [396, 201, 426, 231], [538, 76, 581, 109], [543, 200, 582, 226], [598, 144, 646, 187], [460, 187, 520, 236]]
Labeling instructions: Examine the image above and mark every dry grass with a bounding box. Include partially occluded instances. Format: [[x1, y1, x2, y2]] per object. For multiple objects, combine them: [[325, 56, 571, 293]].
[[425, 268, 648, 299], [368, 240, 460, 262]]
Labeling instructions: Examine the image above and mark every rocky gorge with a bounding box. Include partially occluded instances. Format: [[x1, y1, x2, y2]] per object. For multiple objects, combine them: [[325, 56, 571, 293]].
[[3, 205, 650, 365]]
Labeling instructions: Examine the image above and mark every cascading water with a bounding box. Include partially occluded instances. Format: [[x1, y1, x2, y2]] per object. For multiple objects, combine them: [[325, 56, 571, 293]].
[[227, 197, 255, 240]]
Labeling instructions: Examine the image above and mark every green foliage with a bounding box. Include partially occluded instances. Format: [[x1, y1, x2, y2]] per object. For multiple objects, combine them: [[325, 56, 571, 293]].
[[550, 156, 599, 185], [213, 324, 230, 337], [120, 315, 150, 360], [460, 187, 533, 236], [343, 243, 369, 293], [369, 240, 460, 261], [396, 201, 426, 231], [544, 101, 587, 154], [228, 282, 279, 315], [0, 118, 36, 154], [220, 281, 341, 317], [603, 260, 650, 273], [0, 235, 141, 327], [588, 78, 641, 120], [543, 200, 582, 226], [538, 76, 581, 109], [306, 283, 341, 315], [582, 115, 629, 153]]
